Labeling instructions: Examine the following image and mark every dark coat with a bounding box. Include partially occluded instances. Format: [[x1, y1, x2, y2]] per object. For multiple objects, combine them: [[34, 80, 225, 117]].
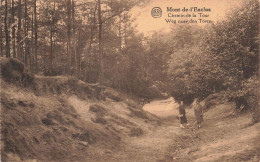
[[178, 104, 187, 124]]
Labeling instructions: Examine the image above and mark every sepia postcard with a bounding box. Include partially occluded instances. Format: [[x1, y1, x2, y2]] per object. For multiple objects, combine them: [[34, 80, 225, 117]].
[[0, 0, 259, 161]]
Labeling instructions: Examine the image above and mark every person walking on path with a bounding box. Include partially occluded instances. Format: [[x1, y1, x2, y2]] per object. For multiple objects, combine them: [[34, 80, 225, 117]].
[[193, 98, 203, 128], [178, 101, 188, 128]]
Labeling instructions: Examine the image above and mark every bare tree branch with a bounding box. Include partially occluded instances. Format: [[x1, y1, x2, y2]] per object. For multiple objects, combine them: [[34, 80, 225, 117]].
[[101, 10, 125, 24]]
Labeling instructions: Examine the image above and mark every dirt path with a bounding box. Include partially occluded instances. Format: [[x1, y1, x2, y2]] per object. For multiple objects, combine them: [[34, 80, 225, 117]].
[[71, 96, 259, 162], [70, 97, 183, 162], [110, 118, 181, 162], [99, 98, 183, 162], [104, 99, 260, 162], [166, 103, 260, 162]]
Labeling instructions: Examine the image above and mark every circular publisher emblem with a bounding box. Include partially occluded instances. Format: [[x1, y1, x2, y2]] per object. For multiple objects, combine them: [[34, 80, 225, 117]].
[[151, 7, 162, 18]]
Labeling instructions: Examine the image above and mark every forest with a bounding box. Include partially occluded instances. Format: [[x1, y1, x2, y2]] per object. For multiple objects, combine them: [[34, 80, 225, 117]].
[[0, 0, 259, 121]]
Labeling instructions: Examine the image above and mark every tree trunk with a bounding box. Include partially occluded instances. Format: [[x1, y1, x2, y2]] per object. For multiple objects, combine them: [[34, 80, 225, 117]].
[[34, 0, 38, 73], [44, 45, 46, 74], [119, 14, 122, 52], [50, 25, 53, 74], [77, 28, 81, 79], [17, 0, 22, 60], [72, 0, 77, 78], [87, 2, 97, 68], [31, 13, 34, 72], [11, 0, 16, 58], [0, 0, 3, 56], [24, 0, 29, 65], [50, 0, 55, 75], [67, 0, 72, 75], [118, 0, 123, 52], [98, 0, 104, 84], [4, 0, 10, 57], [124, 13, 127, 48]]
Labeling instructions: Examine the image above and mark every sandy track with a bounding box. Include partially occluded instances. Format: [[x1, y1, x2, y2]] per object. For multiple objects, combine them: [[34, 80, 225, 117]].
[[102, 98, 260, 162], [99, 98, 183, 162]]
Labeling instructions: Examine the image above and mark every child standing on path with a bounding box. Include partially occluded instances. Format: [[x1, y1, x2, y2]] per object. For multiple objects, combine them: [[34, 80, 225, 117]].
[[178, 101, 188, 128], [193, 98, 203, 128]]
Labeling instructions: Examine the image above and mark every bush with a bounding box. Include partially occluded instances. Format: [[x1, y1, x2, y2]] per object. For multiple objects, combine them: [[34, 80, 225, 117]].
[[204, 92, 225, 110], [89, 105, 107, 116], [225, 76, 259, 122], [129, 127, 144, 137], [104, 91, 122, 102], [0, 58, 34, 87], [243, 76, 259, 123]]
